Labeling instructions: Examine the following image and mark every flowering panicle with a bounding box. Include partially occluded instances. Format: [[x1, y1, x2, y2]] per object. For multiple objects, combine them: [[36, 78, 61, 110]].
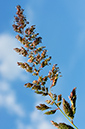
[[13, 5, 77, 129]]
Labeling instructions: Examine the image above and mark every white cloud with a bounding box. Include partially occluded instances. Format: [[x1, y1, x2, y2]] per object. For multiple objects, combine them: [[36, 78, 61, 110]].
[[25, 0, 44, 24], [37, 121, 53, 129], [17, 109, 54, 129], [0, 81, 25, 117], [27, 93, 69, 129], [16, 104, 70, 129], [0, 33, 27, 81], [17, 121, 33, 129], [30, 109, 44, 122], [16, 92, 57, 129], [0, 33, 27, 119], [30, 109, 54, 129]]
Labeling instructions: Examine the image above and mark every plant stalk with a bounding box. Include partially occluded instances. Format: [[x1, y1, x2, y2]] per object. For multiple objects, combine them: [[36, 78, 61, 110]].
[[49, 91, 78, 129], [55, 103, 78, 129]]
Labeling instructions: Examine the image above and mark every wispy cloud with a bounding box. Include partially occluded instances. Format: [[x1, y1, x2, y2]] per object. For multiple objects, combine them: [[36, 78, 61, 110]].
[[17, 93, 64, 129], [25, 0, 44, 24], [16, 109, 55, 129], [16, 92, 56, 129], [0, 33, 27, 81], [30, 109, 53, 129], [17, 120, 33, 129], [0, 81, 25, 117], [16, 106, 67, 129], [0, 33, 27, 117]]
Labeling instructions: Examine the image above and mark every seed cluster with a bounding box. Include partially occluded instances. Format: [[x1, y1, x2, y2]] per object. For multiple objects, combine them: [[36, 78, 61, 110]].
[[13, 5, 77, 129]]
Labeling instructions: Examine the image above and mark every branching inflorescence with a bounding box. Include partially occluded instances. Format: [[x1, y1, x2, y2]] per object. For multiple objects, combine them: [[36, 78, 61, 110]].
[[13, 5, 78, 129]]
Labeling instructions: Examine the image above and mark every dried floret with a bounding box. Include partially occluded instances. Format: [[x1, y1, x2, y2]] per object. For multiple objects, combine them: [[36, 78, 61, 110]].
[[57, 94, 62, 101], [44, 109, 56, 115], [51, 121, 74, 129], [63, 98, 74, 119], [24, 83, 33, 88], [69, 87, 76, 115], [36, 104, 51, 111]]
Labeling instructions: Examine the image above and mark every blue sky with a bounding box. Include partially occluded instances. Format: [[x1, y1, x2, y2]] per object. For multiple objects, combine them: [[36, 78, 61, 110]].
[[0, 0, 85, 129]]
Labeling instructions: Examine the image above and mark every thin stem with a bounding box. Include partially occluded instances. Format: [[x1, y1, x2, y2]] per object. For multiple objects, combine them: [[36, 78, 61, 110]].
[[49, 92, 78, 129], [55, 103, 78, 129]]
